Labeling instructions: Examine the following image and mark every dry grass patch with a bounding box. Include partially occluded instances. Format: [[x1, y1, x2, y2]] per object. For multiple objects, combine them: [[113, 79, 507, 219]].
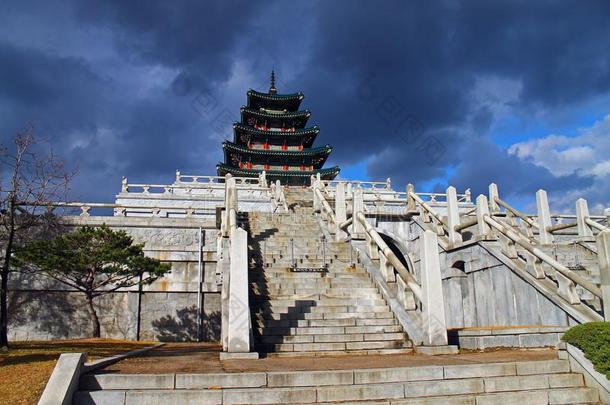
[[0, 338, 152, 405]]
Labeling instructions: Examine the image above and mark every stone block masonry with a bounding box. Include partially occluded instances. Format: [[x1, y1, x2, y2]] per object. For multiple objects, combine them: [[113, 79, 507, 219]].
[[7, 218, 223, 342]]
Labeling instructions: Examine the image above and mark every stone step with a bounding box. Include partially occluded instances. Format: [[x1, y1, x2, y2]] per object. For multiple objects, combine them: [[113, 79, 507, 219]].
[[250, 287, 379, 296], [263, 340, 409, 353], [259, 332, 406, 344], [256, 324, 404, 335], [75, 379, 595, 404], [263, 347, 415, 358], [256, 317, 401, 332], [254, 304, 391, 315], [256, 272, 370, 279], [254, 312, 396, 321], [256, 264, 361, 271], [257, 279, 374, 288], [251, 298, 387, 307]]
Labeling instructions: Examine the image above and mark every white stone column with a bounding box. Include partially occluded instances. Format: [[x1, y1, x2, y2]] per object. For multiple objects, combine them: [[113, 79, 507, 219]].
[[446, 186, 462, 244], [536, 189, 554, 244], [597, 230, 610, 321], [488, 183, 499, 213], [335, 182, 347, 223], [420, 230, 448, 346], [227, 227, 250, 352], [335, 182, 347, 240], [260, 170, 267, 188], [346, 183, 353, 201], [576, 198, 593, 237], [352, 187, 365, 239], [476, 195, 491, 236], [406, 183, 415, 211]]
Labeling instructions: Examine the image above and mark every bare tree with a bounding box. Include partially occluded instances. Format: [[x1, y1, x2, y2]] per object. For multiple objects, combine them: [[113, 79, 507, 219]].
[[0, 126, 75, 349]]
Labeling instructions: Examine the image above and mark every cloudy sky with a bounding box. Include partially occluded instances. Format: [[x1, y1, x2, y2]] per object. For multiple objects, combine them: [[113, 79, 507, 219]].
[[1, 1, 609, 212]]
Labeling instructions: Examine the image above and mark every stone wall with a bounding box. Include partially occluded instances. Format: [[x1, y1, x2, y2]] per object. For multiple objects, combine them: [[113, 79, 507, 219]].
[[7, 216, 222, 342], [370, 215, 577, 329]]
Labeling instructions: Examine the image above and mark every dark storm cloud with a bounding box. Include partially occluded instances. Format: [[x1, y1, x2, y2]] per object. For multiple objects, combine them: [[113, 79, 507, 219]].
[[1, 1, 609, 205]]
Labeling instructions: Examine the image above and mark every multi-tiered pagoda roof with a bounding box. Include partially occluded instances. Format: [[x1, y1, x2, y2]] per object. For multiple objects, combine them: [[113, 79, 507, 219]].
[[217, 72, 339, 185]]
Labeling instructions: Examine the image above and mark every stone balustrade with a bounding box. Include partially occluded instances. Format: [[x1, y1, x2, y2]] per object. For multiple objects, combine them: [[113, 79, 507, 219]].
[[313, 179, 449, 347]]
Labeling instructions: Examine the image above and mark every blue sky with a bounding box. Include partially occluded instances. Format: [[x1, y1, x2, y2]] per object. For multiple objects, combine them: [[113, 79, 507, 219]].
[[1, 1, 609, 213]]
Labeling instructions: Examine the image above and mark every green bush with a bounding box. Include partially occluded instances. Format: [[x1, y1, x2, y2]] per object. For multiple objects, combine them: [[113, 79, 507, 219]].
[[562, 322, 610, 379]]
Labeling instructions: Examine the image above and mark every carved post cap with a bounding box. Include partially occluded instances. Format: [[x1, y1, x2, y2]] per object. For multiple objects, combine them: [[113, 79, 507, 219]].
[[175, 170, 181, 182]]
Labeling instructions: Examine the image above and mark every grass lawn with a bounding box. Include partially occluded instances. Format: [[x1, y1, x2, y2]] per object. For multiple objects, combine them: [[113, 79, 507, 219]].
[[0, 338, 153, 405]]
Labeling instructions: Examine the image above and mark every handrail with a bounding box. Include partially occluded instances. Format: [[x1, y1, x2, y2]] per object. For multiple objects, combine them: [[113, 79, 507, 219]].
[[484, 214, 602, 298], [21, 201, 215, 217], [454, 217, 478, 232], [547, 221, 577, 233], [355, 211, 422, 299], [494, 197, 538, 229], [315, 188, 336, 224], [339, 217, 353, 231], [408, 191, 448, 230], [586, 217, 607, 232]]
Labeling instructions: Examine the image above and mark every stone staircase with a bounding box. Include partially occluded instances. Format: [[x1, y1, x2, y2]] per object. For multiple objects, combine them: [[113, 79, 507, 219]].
[[245, 188, 412, 356], [74, 358, 601, 404]]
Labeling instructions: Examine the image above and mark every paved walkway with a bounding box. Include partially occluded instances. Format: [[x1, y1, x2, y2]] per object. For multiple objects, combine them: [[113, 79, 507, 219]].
[[98, 343, 557, 374]]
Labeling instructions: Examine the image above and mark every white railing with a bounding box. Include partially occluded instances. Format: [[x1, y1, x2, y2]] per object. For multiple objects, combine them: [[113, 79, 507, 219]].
[[20, 201, 216, 218], [313, 178, 449, 346], [176, 171, 261, 186], [403, 181, 608, 321]]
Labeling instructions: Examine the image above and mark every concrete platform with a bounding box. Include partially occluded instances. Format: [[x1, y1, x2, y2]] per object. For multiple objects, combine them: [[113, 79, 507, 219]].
[[98, 343, 558, 374]]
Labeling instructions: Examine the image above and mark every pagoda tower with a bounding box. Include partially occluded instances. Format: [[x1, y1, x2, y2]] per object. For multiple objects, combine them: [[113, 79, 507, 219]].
[[217, 71, 340, 185]]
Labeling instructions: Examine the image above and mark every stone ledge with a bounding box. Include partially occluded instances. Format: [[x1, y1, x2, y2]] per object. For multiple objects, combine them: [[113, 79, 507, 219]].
[[453, 326, 568, 350], [219, 352, 259, 360], [414, 345, 459, 355]]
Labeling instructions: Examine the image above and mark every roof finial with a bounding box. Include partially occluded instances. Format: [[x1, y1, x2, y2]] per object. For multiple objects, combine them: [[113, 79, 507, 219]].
[[269, 69, 277, 95]]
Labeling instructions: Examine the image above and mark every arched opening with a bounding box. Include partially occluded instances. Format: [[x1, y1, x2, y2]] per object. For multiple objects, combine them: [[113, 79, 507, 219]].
[[451, 260, 466, 272], [379, 232, 413, 274]]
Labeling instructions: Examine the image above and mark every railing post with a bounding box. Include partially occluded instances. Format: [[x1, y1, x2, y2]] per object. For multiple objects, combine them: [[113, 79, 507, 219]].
[[226, 227, 251, 352], [576, 198, 593, 237], [488, 183, 499, 213], [406, 183, 415, 211], [259, 170, 267, 188], [535, 189, 554, 244], [464, 188, 472, 203], [420, 230, 448, 346], [121, 176, 128, 193], [335, 182, 347, 241], [597, 229, 610, 321], [605, 208, 610, 226], [312, 179, 321, 212], [446, 186, 462, 245], [335, 182, 347, 223], [379, 251, 395, 282], [352, 187, 365, 239], [476, 195, 491, 236], [346, 183, 353, 203]]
